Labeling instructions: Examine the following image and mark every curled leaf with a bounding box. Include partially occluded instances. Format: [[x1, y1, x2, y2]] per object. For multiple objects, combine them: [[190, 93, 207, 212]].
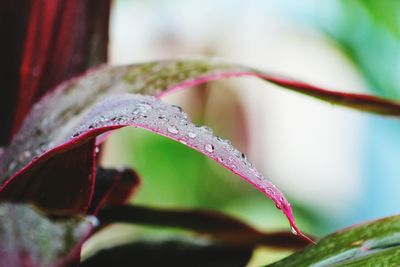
[[2, 59, 395, 239], [0, 94, 303, 239]]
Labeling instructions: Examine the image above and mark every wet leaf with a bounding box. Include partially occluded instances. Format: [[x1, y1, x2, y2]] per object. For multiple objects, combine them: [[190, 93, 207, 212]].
[[0, 93, 304, 239], [2, 59, 397, 237]]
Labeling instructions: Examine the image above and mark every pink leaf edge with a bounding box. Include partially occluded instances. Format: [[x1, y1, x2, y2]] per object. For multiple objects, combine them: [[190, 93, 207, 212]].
[[1, 93, 311, 242]]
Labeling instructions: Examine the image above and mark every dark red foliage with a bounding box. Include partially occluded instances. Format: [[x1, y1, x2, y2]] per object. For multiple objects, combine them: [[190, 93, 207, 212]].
[[0, 0, 110, 146], [88, 167, 140, 215], [0, 141, 97, 213], [0, 1, 31, 147]]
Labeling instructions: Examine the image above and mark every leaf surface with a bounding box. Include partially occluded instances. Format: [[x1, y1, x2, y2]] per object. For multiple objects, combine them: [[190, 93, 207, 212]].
[[2, 59, 399, 238], [267, 215, 400, 266], [0, 93, 304, 238]]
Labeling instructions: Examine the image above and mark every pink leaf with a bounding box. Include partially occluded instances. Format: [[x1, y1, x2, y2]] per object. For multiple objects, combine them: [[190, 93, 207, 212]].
[[2, 59, 397, 240], [0, 93, 306, 241]]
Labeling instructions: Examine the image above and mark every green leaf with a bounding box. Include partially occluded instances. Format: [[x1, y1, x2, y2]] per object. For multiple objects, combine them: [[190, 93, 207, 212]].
[[267, 215, 400, 266]]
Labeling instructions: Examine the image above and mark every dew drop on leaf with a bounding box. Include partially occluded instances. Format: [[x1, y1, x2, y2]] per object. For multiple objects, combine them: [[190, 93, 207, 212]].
[[167, 125, 179, 134], [198, 125, 213, 134], [205, 144, 215, 153], [188, 132, 197, 138], [291, 226, 298, 235], [171, 105, 183, 112]]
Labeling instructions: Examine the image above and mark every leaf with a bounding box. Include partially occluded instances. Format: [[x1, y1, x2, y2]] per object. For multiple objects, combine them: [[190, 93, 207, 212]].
[[0, 94, 306, 240], [0, 0, 111, 146], [0, 1, 31, 146], [97, 204, 312, 249], [80, 237, 253, 267], [12, 0, 111, 138], [267, 215, 400, 266], [0, 140, 97, 214], [0, 203, 96, 267], [2, 59, 398, 237], [88, 167, 140, 215]]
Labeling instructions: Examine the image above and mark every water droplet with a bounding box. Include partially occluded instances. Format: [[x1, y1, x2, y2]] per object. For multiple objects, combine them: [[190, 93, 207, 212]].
[[158, 115, 168, 122], [231, 163, 237, 169], [9, 161, 17, 170], [217, 157, 224, 162], [198, 125, 213, 134], [290, 227, 298, 235], [205, 144, 214, 153], [95, 147, 100, 154], [140, 102, 152, 110], [171, 105, 183, 112], [233, 149, 241, 158], [167, 125, 179, 134], [23, 151, 31, 158], [133, 103, 151, 115], [188, 132, 197, 138], [86, 216, 100, 227]]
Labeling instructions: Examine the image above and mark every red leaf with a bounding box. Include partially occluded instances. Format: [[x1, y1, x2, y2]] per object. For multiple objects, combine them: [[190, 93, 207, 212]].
[[88, 167, 140, 215], [0, 0, 110, 146], [2, 60, 398, 240], [98, 205, 313, 249], [0, 141, 96, 214], [1, 93, 306, 240], [0, 1, 31, 146]]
